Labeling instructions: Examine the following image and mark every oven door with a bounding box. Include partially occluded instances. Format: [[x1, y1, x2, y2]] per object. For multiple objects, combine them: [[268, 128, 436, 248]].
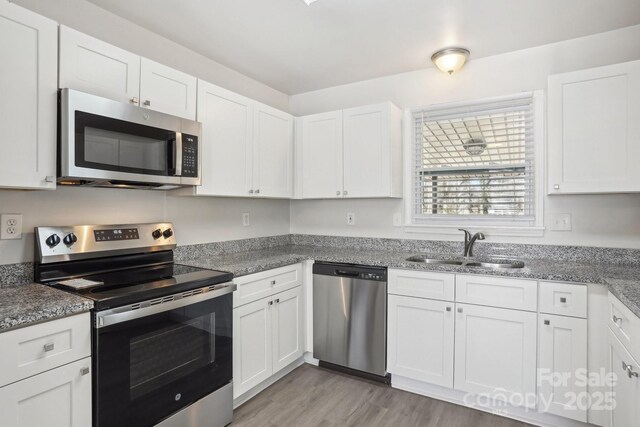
[[94, 285, 233, 427]]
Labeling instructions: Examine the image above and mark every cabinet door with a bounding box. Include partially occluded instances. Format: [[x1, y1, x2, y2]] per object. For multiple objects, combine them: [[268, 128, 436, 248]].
[[139, 58, 197, 120], [272, 287, 304, 373], [538, 314, 588, 422], [0, 2, 57, 189], [609, 332, 640, 427], [387, 295, 454, 388], [454, 303, 537, 408], [342, 103, 391, 198], [253, 102, 293, 198], [59, 26, 141, 104], [0, 357, 92, 427], [233, 298, 272, 398], [300, 111, 343, 198], [548, 60, 640, 194], [196, 80, 253, 196]]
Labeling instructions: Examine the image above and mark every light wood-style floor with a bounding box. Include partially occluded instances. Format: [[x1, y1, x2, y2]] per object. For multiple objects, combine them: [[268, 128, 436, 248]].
[[232, 364, 534, 427]]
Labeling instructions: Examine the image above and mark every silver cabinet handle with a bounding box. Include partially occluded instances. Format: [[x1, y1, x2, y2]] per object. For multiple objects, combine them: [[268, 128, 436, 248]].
[[270, 280, 276, 285], [275, 298, 280, 304], [343, 190, 348, 196], [560, 297, 567, 303], [255, 189, 260, 194], [446, 307, 451, 312], [45, 176, 55, 183], [457, 308, 463, 313], [613, 315, 622, 324], [554, 184, 560, 190], [80, 367, 90, 376], [249, 189, 254, 194], [130, 97, 139, 104], [336, 190, 341, 196], [268, 300, 273, 306], [44, 343, 55, 352], [544, 320, 550, 325], [143, 100, 151, 106], [622, 361, 640, 379]]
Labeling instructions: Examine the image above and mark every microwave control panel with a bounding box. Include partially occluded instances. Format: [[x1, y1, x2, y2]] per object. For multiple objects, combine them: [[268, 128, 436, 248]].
[[181, 134, 198, 177]]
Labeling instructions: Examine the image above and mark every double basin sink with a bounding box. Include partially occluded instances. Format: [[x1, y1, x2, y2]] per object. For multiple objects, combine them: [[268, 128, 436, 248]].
[[406, 255, 525, 269]]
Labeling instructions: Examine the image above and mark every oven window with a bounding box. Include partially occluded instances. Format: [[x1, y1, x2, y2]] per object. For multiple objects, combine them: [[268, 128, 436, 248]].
[[129, 314, 214, 400], [75, 111, 175, 176], [94, 293, 232, 427]]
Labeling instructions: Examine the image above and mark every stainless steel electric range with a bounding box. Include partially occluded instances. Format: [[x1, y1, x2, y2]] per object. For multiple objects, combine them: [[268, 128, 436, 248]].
[[34, 223, 235, 427]]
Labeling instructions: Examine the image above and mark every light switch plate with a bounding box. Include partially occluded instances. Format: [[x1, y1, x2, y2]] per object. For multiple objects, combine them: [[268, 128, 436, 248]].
[[550, 213, 572, 231], [1, 214, 23, 239], [346, 213, 355, 225]]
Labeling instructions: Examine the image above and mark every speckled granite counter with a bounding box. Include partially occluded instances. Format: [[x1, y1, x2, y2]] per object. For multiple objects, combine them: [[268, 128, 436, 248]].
[[0, 284, 93, 331], [179, 244, 640, 318]]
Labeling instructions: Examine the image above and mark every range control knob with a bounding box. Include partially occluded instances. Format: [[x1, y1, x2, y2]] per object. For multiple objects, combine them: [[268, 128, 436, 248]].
[[162, 228, 173, 239], [45, 234, 61, 247], [63, 233, 77, 246], [152, 229, 162, 239]]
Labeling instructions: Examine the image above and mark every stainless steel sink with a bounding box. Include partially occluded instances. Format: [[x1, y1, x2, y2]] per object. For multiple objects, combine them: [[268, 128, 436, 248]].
[[406, 255, 524, 269]]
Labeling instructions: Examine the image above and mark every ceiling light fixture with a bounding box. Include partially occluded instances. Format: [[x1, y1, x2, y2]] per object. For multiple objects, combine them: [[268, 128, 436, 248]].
[[302, 0, 320, 5], [431, 47, 470, 75]]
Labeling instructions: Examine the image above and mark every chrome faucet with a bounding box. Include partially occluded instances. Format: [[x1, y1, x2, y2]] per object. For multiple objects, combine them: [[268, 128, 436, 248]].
[[458, 229, 485, 258]]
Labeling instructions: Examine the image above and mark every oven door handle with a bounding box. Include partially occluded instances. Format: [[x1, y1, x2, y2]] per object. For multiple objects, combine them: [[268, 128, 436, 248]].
[[96, 282, 236, 328]]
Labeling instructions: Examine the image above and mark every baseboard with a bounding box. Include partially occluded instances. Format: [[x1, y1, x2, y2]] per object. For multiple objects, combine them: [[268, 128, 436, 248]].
[[391, 375, 592, 427]]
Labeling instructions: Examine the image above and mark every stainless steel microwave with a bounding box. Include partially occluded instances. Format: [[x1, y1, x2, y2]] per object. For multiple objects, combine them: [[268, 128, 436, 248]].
[[58, 88, 201, 189]]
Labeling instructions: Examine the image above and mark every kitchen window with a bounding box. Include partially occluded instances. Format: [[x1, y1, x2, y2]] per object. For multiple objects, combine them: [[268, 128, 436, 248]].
[[405, 91, 544, 236]]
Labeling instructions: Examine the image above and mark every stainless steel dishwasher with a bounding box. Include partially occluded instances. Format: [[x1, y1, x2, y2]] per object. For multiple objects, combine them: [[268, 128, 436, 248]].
[[313, 262, 388, 381]]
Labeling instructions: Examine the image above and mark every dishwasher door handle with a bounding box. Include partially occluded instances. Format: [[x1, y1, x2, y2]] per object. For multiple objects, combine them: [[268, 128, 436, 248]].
[[335, 270, 360, 278]]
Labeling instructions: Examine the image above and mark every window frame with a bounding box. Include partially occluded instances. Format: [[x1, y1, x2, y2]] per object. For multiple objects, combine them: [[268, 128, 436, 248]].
[[402, 91, 545, 237]]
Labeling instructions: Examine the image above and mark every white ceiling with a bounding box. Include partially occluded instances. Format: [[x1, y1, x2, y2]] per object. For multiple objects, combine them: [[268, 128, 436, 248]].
[[87, 0, 640, 94]]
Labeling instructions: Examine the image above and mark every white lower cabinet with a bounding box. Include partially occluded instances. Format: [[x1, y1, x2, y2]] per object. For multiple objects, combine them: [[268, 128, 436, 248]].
[[0, 356, 91, 427], [609, 330, 640, 427], [538, 314, 588, 422], [454, 303, 538, 408], [387, 295, 454, 387], [233, 286, 303, 398]]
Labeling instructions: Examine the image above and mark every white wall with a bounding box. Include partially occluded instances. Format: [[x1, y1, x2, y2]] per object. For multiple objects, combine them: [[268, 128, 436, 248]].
[[0, 0, 291, 265], [289, 25, 640, 248], [0, 188, 290, 264]]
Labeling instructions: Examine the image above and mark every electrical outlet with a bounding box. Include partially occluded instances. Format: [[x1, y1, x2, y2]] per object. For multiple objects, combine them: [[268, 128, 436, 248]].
[[393, 213, 402, 227], [550, 213, 572, 231], [1, 214, 23, 240], [346, 212, 355, 226], [242, 213, 250, 227]]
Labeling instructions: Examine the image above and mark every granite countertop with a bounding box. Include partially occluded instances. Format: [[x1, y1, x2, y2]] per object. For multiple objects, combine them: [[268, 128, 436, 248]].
[[180, 244, 640, 318], [0, 284, 93, 332]]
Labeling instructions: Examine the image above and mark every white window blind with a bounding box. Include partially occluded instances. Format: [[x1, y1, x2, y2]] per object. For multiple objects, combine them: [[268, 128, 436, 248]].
[[412, 93, 536, 224]]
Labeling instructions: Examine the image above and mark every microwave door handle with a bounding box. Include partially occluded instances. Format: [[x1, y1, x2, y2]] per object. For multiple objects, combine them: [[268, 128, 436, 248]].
[[174, 133, 182, 176]]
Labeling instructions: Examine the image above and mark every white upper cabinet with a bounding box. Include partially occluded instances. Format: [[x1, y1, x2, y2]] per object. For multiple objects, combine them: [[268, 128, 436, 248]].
[[297, 102, 402, 199], [253, 102, 294, 198], [0, 2, 57, 190], [192, 80, 293, 198], [59, 25, 140, 105], [548, 60, 640, 194], [196, 81, 253, 196], [343, 103, 402, 198], [299, 111, 344, 198], [59, 26, 197, 119], [139, 58, 197, 119]]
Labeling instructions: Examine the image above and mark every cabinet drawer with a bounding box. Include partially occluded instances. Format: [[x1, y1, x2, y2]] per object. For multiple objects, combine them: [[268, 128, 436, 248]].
[[609, 292, 640, 363], [388, 269, 454, 301], [456, 275, 537, 311], [0, 312, 91, 387], [234, 264, 302, 308], [539, 281, 587, 318]]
